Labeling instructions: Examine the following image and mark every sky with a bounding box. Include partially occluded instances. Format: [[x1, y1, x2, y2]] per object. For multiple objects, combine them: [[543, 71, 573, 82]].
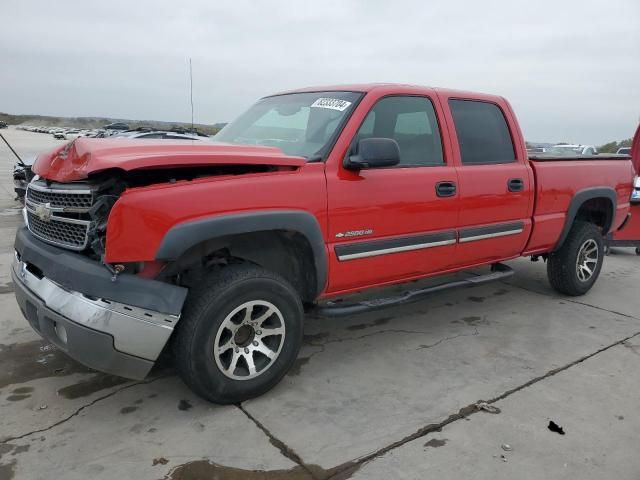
[[1, 0, 639, 145]]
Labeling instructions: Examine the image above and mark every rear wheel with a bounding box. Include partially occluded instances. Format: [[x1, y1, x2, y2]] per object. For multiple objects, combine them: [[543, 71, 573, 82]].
[[174, 264, 304, 404], [547, 221, 604, 296]]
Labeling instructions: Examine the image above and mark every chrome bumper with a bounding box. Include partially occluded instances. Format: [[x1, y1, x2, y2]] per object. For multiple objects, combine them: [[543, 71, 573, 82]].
[[12, 252, 179, 379]]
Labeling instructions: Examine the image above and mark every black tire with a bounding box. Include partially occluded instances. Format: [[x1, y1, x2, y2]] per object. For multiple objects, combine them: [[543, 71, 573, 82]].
[[174, 264, 304, 404], [636, 247, 640, 256], [547, 221, 604, 296]]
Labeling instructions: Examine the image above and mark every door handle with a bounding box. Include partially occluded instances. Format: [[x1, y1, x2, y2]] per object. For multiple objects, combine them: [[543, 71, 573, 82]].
[[508, 178, 524, 192], [436, 181, 457, 198]]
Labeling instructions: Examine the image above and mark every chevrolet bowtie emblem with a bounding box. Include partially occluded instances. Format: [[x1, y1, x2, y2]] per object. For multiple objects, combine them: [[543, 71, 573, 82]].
[[35, 202, 53, 222]]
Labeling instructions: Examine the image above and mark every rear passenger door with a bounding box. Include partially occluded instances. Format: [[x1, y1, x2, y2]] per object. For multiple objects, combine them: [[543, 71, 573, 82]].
[[326, 94, 459, 294], [441, 97, 533, 267]]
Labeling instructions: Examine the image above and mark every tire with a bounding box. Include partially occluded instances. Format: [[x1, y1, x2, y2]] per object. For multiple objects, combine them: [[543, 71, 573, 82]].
[[547, 221, 604, 296], [174, 264, 304, 404], [636, 247, 640, 256]]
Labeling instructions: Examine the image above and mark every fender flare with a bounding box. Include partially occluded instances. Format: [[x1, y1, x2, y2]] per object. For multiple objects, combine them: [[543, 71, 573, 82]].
[[155, 210, 327, 297], [553, 187, 617, 251]]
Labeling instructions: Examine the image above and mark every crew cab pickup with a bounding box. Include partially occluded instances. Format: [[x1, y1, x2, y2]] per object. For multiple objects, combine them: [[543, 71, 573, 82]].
[[13, 84, 635, 403]]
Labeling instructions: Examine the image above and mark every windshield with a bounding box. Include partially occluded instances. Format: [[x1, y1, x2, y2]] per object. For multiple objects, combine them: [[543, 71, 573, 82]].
[[214, 91, 363, 159]]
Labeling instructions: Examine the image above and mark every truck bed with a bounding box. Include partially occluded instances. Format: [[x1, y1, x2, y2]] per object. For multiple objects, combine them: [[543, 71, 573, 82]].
[[523, 156, 635, 255]]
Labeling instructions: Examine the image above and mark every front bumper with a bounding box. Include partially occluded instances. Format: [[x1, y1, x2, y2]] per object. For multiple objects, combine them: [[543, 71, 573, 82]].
[[12, 228, 188, 379]]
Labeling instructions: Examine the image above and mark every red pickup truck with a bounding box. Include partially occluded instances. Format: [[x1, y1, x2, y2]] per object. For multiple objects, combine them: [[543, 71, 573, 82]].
[[13, 84, 635, 403]]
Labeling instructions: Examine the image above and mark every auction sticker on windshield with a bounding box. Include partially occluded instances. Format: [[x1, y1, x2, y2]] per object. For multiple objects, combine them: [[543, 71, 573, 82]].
[[311, 98, 352, 111]]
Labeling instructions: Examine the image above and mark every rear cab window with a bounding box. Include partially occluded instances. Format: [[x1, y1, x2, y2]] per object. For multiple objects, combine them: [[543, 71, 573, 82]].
[[448, 99, 516, 165]]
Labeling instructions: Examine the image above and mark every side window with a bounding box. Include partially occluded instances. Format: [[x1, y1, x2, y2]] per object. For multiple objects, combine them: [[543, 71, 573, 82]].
[[448, 100, 516, 165], [357, 112, 375, 138], [355, 96, 444, 166]]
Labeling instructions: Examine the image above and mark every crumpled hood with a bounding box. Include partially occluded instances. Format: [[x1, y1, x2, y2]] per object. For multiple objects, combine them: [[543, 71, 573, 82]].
[[32, 138, 306, 182]]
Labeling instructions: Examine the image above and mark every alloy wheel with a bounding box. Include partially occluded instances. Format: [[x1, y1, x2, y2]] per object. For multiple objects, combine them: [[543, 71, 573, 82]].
[[214, 300, 286, 380]]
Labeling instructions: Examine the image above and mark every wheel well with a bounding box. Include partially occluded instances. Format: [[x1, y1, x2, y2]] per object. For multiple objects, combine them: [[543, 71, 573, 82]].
[[162, 230, 318, 303], [574, 197, 614, 232]]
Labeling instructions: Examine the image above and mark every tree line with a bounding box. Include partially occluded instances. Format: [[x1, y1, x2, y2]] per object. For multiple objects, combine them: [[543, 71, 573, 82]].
[[598, 138, 632, 153]]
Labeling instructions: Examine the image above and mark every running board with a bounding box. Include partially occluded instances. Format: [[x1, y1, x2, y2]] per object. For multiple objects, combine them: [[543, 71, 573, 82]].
[[313, 263, 514, 317]]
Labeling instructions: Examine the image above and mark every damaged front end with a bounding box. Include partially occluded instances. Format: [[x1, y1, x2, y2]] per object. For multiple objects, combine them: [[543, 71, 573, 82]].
[[15, 169, 203, 379], [24, 175, 122, 259], [25, 163, 278, 265], [15, 137, 307, 380]]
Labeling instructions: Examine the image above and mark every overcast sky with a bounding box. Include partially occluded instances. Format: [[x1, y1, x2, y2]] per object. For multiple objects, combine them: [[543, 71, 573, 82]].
[[1, 0, 638, 144]]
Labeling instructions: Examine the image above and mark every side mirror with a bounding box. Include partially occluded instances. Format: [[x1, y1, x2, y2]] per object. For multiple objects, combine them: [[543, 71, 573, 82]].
[[345, 137, 400, 170]]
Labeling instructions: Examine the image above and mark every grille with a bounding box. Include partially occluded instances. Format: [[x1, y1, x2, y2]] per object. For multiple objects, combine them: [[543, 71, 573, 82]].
[[27, 187, 93, 210], [26, 211, 90, 249], [25, 181, 94, 251]]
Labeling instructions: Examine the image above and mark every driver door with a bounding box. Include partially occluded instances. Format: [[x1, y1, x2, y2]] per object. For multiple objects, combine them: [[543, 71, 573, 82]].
[[325, 94, 460, 294]]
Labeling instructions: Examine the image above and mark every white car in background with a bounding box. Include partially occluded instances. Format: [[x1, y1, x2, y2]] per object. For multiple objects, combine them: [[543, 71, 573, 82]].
[[548, 144, 598, 156], [616, 147, 631, 155]]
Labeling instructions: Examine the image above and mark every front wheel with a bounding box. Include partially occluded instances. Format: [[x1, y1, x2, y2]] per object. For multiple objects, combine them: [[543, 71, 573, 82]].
[[547, 221, 604, 296], [174, 264, 304, 404]]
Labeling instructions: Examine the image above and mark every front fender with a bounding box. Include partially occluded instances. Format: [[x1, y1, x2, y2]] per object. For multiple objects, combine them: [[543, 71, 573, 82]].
[[155, 210, 328, 297]]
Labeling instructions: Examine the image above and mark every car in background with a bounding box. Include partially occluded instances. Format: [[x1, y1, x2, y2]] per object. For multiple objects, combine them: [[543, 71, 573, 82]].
[[548, 144, 598, 156], [617, 147, 631, 155], [53, 131, 67, 140], [0, 121, 7, 129], [526, 146, 546, 155], [103, 122, 130, 131], [112, 130, 207, 141]]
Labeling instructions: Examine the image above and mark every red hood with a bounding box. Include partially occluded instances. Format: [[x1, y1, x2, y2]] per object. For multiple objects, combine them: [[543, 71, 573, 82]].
[[32, 138, 307, 182]]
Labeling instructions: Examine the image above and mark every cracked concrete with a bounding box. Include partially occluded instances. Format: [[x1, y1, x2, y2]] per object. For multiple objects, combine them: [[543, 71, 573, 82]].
[[350, 334, 640, 480], [1, 128, 640, 479], [240, 279, 640, 469]]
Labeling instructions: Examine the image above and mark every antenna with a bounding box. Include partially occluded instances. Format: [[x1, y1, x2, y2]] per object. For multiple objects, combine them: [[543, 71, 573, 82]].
[[0, 131, 25, 166], [189, 58, 194, 132]]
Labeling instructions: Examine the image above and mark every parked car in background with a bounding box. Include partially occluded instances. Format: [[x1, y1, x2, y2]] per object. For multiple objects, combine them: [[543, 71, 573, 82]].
[[12, 84, 634, 404], [104, 122, 130, 130], [112, 130, 207, 140], [617, 147, 631, 155], [548, 144, 598, 156], [526, 146, 546, 154], [0, 121, 8, 129]]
